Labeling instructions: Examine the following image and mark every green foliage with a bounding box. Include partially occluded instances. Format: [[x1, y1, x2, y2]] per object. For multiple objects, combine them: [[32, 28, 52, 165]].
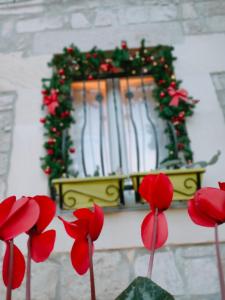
[[116, 277, 175, 300], [41, 40, 197, 180]]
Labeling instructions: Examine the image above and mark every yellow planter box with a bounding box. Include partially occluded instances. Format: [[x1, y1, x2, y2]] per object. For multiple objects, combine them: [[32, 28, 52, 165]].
[[52, 175, 126, 210], [130, 168, 205, 202]]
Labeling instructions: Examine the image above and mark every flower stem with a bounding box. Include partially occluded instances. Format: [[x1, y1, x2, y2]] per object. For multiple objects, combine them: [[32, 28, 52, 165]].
[[147, 208, 158, 279], [26, 236, 31, 300], [215, 225, 225, 300], [6, 239, 14, 300], [88, 235, 96, 300]]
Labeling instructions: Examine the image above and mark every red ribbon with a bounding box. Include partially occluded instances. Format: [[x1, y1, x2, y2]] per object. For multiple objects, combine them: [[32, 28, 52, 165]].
[[168, 87, 189, 107], [43, 89, 59, 115]]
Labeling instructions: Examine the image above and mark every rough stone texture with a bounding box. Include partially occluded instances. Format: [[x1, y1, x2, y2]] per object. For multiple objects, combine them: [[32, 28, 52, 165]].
[[0, 0, 225, 56], [0, 93, 15, 198], [211, 72, 225, 121], [0, 244, 224, 300]]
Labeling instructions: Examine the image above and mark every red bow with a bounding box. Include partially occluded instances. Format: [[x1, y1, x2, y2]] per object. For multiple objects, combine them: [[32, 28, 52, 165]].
[[168, 87, 189, 106], [43, 89, 59, 115], [59, 204, 104, 275]]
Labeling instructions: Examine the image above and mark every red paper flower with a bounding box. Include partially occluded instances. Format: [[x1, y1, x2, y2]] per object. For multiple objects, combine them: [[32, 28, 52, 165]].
[[0, 196, 40, 289], [139, 173, 173, 212], [139, 173, 173, 251], [59, 204, 104, 275], [188, 187, 225, 227], [27, 195, 56, 262]]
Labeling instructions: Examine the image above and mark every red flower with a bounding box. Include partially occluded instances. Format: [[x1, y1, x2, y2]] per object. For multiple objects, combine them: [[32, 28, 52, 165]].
[[27, 196, 56, 262], [188, 187, 225, 227], [59, 204, 104, 275], [139, 173, 173, 251], [141, 211, 168, 250], [139, 173, 173, 212], [0, 196, 40, 289]]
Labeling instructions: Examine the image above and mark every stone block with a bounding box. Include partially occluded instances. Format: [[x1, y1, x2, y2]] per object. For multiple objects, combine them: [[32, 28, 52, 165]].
[[0, 153, 9, 176], [211, 72, 225, 91], [0, 257, 60, 300], [59, 250, 130, 300], [0, 5, 44, 15], [184, 257, 219, 295], [175, 244, 215, 258], [134, 250, 184, 296], [118, 6, 149, 25], [206, 16, 225, 33], [71, 13, 91, 29], [33, 22, 183, 55], [195, 1, 225, 17], [180, 3, 198, 19], [182, 19, 206, 35], [149, 4, 178, 22], [16, 16, 64, 33], [94, 9, 117, 27]]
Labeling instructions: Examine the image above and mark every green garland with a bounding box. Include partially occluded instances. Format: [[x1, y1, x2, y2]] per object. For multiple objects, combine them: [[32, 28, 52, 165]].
[[41, 40, 198, 180]]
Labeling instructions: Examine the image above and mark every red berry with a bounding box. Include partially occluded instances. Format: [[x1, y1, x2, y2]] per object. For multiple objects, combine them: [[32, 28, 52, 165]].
[[121, 40, 127, 49], [160, 92, 165, 98], [67, 47, 73, 53], [58, 68, 65, 76], [47, 149, 54, 155], [69, 147, 76, 153], [40, 118, 46, 124], [170, 81, 176, 88], [44, 167, 51, 175]]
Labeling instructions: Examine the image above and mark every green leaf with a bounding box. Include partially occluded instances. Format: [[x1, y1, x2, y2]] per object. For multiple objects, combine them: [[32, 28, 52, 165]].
[[115, 277, 175, 300]]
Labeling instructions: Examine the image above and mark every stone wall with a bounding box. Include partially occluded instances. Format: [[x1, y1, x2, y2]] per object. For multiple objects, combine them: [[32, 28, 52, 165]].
[[0, 0, 225, 57], [0, 243, 223, 300]]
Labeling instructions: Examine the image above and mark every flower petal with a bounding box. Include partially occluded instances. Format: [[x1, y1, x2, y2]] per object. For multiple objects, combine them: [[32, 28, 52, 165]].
[[0, 198, 40, 241], [33, 195, 56, 233], [58, 217, 88, 239], [219, 182, 225, 191], [141, 211, 168, 250], [139, 173, 173, 211], [0, 196, 16, 227], [196, 188, 225, 224], [71, 239, 91, 275], [3, 242, 25, 289], [188, 199, 216, 227], [30, 230, 56, 262], [89, 204, 104, 241], [152, 173, 173, 211], [73, 208, 93, 220], [138, 175, 156, 203]]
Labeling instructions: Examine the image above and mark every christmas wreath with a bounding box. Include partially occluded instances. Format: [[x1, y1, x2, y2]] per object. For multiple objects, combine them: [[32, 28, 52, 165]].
[[41, 40, 198, 181]]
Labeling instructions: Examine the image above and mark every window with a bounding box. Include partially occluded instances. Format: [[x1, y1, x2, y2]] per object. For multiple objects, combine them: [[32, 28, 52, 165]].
[[71, 76, 168, 178]]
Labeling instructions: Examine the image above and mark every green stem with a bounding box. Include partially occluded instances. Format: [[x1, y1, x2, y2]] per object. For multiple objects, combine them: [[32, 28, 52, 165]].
[[26, 237, 32, 300], [147, 209, 158, 279], [6, 239, 14, 300], [215, 225, 225, 300], [88, 235, 96, 300]]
